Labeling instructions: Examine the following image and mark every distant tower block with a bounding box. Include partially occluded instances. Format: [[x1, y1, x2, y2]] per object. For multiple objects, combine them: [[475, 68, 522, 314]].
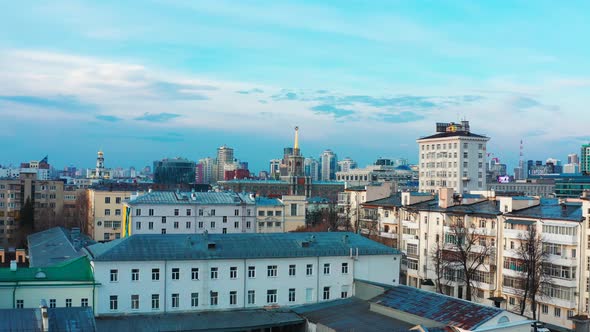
[[96, 150, 105, 178]]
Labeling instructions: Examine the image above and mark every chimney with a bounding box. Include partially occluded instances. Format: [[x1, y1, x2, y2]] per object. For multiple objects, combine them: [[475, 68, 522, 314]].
[[10, 260, 17, 272], [40, 300, 49, 332], [438, 188, 455, 209]]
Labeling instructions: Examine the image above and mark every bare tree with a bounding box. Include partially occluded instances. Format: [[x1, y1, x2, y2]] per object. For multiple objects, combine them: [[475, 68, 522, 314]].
[[441, 220, 491, 301], [515, 225, 551, 323], [72, 190, 90, 235], [431, 238, 451, 294]]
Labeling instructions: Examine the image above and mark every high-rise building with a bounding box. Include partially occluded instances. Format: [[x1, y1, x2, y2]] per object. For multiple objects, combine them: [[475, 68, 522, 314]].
[[581, 144, 590, 175], [304, 158, 320, 181], [269, 159, 281, 178], [153, 158, 196, 185], [320, 150, 338, 181], [417, 121, 490, 193], [197, 157, 215, 184], [216, 145, 234, 182], [568, 153, 580, 165], [284, 127, 304, 177], [337, 157, 357, 173]]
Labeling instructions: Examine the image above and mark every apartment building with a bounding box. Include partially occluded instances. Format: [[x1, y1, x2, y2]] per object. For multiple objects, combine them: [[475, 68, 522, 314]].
[[337, 182, 396, 231], [417, 121, 490, 194], [88, 186, 136, 241], [361, 189, 590, 330], [86, 232, 401, 316], [123, 191, 256, 236]]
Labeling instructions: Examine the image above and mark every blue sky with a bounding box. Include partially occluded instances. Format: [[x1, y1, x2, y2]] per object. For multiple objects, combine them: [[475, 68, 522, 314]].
[[1, 1, 589, 172]]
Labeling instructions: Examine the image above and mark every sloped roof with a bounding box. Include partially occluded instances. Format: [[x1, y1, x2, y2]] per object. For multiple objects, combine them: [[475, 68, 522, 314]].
[[128, 191, 256, 205], [371, 285, 503, 330], [0, 256, 94, 282], [418, 131, 488, 140], [363, 194, 402, 208], [88, 232, 401, 262], [506, 199, 582, 221], [255, 196, 284, 207], [27, 227, 95, 268]]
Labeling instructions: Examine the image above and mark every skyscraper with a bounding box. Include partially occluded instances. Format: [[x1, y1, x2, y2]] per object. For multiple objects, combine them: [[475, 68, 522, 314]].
[[337, 157, 357, 173], [198, 157, 215, 184], [153, 158, 196, 184], [320, 149, 338, 181], [216, 145, 234, 182], [417, 121, 490, 193], [581, 144, 590, 175], [304, 158, 320, 181]]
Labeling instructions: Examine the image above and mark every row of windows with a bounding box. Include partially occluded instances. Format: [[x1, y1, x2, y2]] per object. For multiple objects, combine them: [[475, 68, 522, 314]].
[[258, 210, 282, 217], [421, 142, 484, 151], [136, 221, 252, 231], [109, 286, 346, 310], [104, 197, 123, 204], [110, 263, 349, 282], [16, 298, 88, 309], [136, 208, 252, 217]]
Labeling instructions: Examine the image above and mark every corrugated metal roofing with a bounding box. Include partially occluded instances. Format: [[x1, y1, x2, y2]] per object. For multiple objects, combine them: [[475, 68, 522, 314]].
[[418, 131, 488, 140], [128, 191, 255, 205], [0, 307, 96, 332], [506, 200, 582, 221], [88, 232, 401, 262], [372, 285, 502, 330], [363, 193, 402, 208], [255, 196, 284, 206], [27, 227, 95, 268], [505, 219, 535, 225]]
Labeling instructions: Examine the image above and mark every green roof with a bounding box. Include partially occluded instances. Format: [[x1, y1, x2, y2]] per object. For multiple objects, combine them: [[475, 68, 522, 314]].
[[0, 256, 94, 282], [88, 232, 401, 262]]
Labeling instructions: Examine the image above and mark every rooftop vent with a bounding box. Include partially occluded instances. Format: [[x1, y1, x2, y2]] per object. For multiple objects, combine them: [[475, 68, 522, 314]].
[[301, 241, 310, 248], [208, 242, 216, 250]]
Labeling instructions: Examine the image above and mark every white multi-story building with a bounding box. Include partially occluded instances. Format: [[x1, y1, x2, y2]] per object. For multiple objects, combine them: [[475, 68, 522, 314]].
[[417, 121, 490, 194], [87, 232, 401, 316], [123, 191, 257, 236]]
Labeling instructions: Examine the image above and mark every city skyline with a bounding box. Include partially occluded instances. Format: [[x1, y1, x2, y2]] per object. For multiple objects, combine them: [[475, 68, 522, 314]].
[[1, 1, 589, 171]]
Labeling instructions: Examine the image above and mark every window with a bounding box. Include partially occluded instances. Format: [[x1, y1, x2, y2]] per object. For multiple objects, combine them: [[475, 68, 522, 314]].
[[192, 268, 199, 280], [105, 209, 111, 216], [234, 209, 239, 216], [323, 263, 330, 275], [162, 216, 166, 223], [234, 221, 239, 228], [267, 289, 277, 303], [191, 293, 199, 307], [211, 209, 215, 216], [64, 298, 72, 307], [276, 211, 282, 216], [210, 292, 218, 306], [554, 307, 561, 317], [291, 204, 297, 216], [306, 264, 313, 276], [149, 222, 153, 230], [230, 291, 237, 305], [161, 229, 166, 234], [110, 269, 118, 282], [246, 221, 251, 229], [172, 268, 180, 280], [542, 304, 548, 314], [568, 310, 575, 318], [174, 221, 179, 229], [247, 209, 251, 216], [115, 209, 121, 216], [342, 262, 348, 274], [248, 290, 255, 304], [186, 222, 191, 229], [186, 209, 191, 216], [248, 266, 256, 278], [49, 299, 56, 308], [306, 288, 314, 302], [341, 285, 349, 298], [197, 221, 204, 229], [267, 265, 277, 277], [105, 197, 111, 204], [323, 287, 330, 300], [289, 264, 296, 276], [110, 296, 118, 310], [131, 295, 139, 310], [258, 210, 264, 216], [148, 209, 154, 216], [174, 209, 179, 216], [211, 221, 215, 228], [223, 216, 227, 223], [267, 211, 274, 216], [230, 266, 238, 279], [289, 288, 296, 302], [211, 267, 218, 279], [116, 197, 121, 204], [172, 294, 179, 308], [16, 300, 23, 308], [509, 297, 515, 305], [199, 209, 203, 216], [152, 294, 159, 309], [151, 268, 159, 280], [132, 268, 140, 281], [136, 222, 141, 230]]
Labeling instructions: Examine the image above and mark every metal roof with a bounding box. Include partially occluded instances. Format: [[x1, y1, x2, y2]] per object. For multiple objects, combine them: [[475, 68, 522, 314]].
[[506, 199, 582, 221], [255, 196, 284, 207], [27, 227, 95, 268], [371, 285, 503, 330], [418, 131, 488, 140], [88, 232, 401, 262], [363, 193, 402, 208], [95, 309, 303, 331], [293, 297, 413, 331], [128, 191, 256, 206], [0, 256, 94, 282], [0, 307, 96, 332], [505, 219, 535, 225]]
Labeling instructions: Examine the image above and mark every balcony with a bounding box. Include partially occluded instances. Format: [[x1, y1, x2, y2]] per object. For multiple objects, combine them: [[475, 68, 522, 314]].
[[380, 232, 398, 240], [503, 228, 525, 239], [544, 233, 578, 245]]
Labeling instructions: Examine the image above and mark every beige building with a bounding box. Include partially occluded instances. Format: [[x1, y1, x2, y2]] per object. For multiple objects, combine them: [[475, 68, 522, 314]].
[[0, 171, 65, 246], [282, 195, 306, 231], [87, 186, 136, 241]]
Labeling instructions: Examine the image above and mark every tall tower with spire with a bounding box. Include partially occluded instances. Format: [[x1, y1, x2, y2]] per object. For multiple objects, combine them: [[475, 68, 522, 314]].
[[286, 126, 304, 177], [96, 150, 105, 178]]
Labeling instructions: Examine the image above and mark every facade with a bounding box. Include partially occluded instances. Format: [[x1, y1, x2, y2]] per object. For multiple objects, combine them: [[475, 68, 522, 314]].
[[487, 180, 555, 198], [216, 145, 234, 182], [581, 144, 590, 175], [196, 157, 215, 184], [86, 232, 401, 316], [417, 121, 490, 194], [304, 158, 320, 181], [153, 158, 196, 185], [282, 195, 307, 231], [88, 186, 143, 241], [123, 191, 257, 236], [360, 189, 590, 330], [338, 182, 396, 232], [336, 164, 414, 187], [320, 150, 338, 181], [90, 150, 111, 179], [0, 172, 66, 246], [218, 179, 345, 202], [337, 158, 357, 173], [255, 197, 285, 233]]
